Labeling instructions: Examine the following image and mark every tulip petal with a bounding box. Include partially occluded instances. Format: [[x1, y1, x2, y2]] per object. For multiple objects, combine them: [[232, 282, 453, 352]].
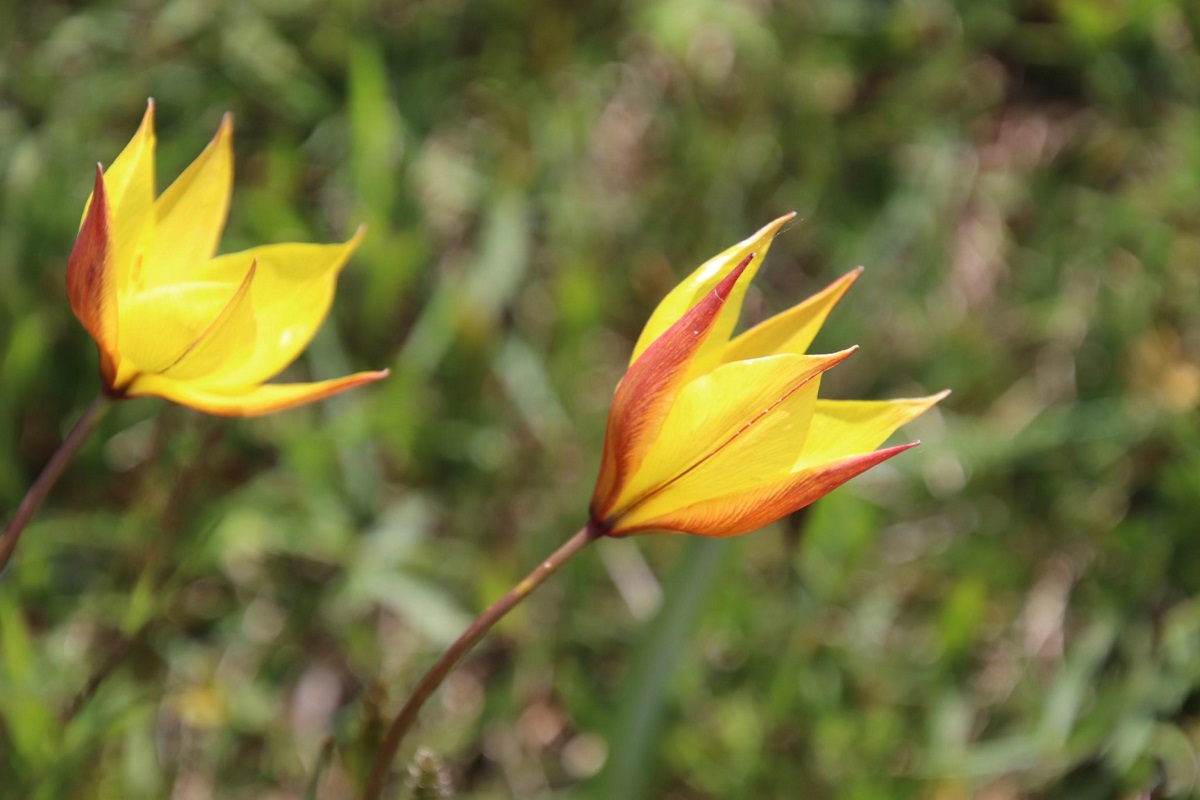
[[612, 348, 856, 518], [591, 254, 754, 520], [159, 261, 258, 381], [723, 267, 862, 361], [181, 229, 365, 388], [615, 442, 920, 538], [614, 373, 825, 525], [67, 166, 118, 378], [88, 100, 156, 296], [124, 370, 390, 417], [615, 391, 948, 536], [796, 392, 950, 470], [117, 279, 248, 375], [143, 114, 233, 287], [630, 214, 796, 367]]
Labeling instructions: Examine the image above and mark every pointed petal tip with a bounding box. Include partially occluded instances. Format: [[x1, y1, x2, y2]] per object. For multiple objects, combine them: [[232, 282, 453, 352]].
[[760, 212, 797, 239], [912, 389, 952, 409], [348, 224, 368, 247], [811, 344, 859, 371], [87, 165, 109, 212], [715, 252, 756, 300], [215, 112, 235, 139]]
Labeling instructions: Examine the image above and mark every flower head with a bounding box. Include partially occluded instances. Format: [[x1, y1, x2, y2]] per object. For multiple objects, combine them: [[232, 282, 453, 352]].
[[590, 215, 947, 537], [66, 101, 387, 416]]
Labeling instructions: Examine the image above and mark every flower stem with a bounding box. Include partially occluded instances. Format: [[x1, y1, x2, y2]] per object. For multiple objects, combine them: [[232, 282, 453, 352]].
[[362, 522, 602, 800], [0, 395, 108, 574]]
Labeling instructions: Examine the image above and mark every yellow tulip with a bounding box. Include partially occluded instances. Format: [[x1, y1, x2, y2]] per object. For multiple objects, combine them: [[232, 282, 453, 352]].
[[66, 101, 387, 416], [590, 214, 948, 537]]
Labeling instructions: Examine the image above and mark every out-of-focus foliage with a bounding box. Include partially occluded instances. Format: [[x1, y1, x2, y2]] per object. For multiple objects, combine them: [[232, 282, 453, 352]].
[[1, 1, 1199, 798]]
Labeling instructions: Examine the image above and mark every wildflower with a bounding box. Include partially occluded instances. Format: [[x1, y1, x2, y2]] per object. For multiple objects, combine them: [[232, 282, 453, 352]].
[[590, 214, 947, 537], [66, 101, 386, 416]]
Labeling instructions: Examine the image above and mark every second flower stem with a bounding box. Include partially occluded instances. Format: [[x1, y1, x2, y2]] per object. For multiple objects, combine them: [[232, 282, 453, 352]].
[[362, 521, 602, 800], [0, 395, 108, 575]]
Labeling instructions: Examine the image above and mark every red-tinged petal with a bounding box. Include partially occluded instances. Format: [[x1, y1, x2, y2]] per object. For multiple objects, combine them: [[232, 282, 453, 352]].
[[68, 165, 119, 379], [92, 100, 156, 297], [611, 441, 919, 538], [610, 348, 857, 521], [629, 214, 796, 365], [723, 267, 862, 361], [591, 254, 755, 522], [124, 370, 390, 417]]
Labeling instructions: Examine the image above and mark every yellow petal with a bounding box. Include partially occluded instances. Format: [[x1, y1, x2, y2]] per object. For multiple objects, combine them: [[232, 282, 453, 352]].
[[183, 229, 365, 389], [613, 441, 921, 538], [613, 372, 825, 528], [124, 370, 390, 417], [159, 260, 258, 381], [629, 214, 796, 367], [796, 392, 950, 470], [116, 279, 248, 374], [723, 267, 861, 361], [143, 114, 233, 288], [67, 166, 119, 381], [615, 391, 946, 536], [90, 100, 156, 297], [610, 348, 856, 520], [592, 255, 754, 520]]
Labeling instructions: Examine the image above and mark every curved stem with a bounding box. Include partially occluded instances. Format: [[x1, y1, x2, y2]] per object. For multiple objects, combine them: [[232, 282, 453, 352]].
[[0, 395, 109, 575], [363, 522, 602, 800]]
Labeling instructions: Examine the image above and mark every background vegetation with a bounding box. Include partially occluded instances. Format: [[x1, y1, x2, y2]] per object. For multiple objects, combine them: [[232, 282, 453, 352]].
[[2, 1, 1200, 797]]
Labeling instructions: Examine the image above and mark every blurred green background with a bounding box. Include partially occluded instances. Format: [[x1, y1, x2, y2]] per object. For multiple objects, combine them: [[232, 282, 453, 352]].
[[2, 1, 1200, 798]]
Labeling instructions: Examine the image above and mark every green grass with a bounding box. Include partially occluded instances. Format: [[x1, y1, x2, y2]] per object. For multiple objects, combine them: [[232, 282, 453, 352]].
[[2, 1, 1200, 797]]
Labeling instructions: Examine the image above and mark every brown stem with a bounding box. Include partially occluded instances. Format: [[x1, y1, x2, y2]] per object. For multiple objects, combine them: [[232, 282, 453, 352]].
[[61, 620, 155, 722], [0, 395, 109, 574], [362, 522, 602, 800]]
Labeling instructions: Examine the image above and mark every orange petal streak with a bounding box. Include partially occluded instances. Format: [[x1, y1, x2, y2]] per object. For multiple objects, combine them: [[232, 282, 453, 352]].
[[591, 254, 755, 523], [612, 441, 919, 538], [67, 165, 119, 382], [125, 369, 391, 417]]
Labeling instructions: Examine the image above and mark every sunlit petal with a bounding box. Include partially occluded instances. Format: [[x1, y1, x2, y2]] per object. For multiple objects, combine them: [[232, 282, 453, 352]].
[[796, 392, 950, 470], [610, 372, 825, 526], [160, 261, 258, 381], [723, 267, 861, 361], [591, 254, 753, 520], [89, 100, 155, 297], [629, 213, 795, 367], [125, 370, 390, 418], [144, 114, 233, 287], [187, 229, 365, 388], [614, 442, 920, 538], [117, 280, 246, 374], [611, 348, 855, 520]]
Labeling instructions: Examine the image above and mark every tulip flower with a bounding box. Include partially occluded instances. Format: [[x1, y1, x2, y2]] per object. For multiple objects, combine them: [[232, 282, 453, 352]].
[[589, 213, 947, 537], [67, 100, 387, 417], [1, 103, 389, 575], [363, 215, 948, 798]]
